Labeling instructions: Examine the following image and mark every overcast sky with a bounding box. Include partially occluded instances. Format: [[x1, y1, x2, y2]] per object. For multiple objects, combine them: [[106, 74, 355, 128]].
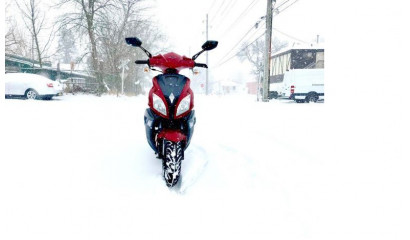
[[152, 0, 326, 83], [153, 0, 325, 52]]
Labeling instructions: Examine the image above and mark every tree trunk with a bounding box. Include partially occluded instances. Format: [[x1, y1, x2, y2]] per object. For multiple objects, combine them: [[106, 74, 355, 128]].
[[30, 1, 42, 67], [88, 28, 104, 94], [33, 32, 42, 67], [83, 0, 105, 95]]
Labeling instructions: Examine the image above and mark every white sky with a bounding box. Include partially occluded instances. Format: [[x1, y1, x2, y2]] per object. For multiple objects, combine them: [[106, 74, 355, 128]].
[[153, 0, 326, 51]]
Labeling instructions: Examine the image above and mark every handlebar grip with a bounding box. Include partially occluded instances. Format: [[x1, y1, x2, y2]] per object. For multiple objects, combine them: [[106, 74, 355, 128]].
[[194, 63, 208, 68], [135, 60, 149, 65]]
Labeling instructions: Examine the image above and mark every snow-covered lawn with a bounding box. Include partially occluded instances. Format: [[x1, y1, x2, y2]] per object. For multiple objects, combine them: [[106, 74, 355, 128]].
[[0, 94, 408, 240]]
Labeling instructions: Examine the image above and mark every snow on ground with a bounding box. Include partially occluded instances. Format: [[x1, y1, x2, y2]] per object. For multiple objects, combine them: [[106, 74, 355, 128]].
[[0, 94, 409, 240]]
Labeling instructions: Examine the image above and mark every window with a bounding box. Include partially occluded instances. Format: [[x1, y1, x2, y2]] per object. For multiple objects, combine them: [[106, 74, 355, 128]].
[[271, 52, 291, 76], [291, 50, 317, 69], [315, 52, 324, 68]]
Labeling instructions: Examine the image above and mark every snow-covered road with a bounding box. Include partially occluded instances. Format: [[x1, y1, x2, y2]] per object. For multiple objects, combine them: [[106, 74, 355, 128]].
[[1, 94, 408, 240]]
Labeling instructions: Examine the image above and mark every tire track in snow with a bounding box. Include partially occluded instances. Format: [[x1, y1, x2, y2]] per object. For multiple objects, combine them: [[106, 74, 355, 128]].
[[176, 145, 208, 194]]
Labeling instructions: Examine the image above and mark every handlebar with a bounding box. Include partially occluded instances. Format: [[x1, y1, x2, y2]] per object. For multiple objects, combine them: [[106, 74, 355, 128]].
[[135, 60, 149, 65], [194, 63, 208, 68], [135, 60, 208, 69]]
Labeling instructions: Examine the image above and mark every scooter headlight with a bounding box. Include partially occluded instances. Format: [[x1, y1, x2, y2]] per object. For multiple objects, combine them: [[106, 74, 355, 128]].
[[176, 94, 191, 117], [153, 93, 167, 116]]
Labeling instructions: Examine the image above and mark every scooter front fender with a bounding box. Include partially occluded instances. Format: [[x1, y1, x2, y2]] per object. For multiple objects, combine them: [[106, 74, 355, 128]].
[[157, 129, 187, 142], [144, 108, 195, 153]]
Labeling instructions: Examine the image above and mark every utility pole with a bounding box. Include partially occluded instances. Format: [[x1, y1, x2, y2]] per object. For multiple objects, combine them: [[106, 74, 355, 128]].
[[205, 13, 209, 95], [263, 0, 274, 102]]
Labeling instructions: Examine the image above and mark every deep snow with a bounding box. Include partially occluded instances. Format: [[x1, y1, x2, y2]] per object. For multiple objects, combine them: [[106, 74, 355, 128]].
[[0, 94, 409, 240]]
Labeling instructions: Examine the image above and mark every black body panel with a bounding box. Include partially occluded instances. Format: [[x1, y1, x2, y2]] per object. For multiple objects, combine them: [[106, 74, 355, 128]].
[[144, 108, 196, 153], [156, 74, 187, 119]]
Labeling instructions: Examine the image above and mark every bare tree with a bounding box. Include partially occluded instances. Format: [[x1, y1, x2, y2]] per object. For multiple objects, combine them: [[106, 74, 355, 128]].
[[237, 37, 288, 78], [96, 0, 166, 94], [56, 0, 119, 94], [15, 0, 54, 67], [96, 0, 143, 93], [5, 15, 30, 57], [55, 0, 166, 95], [56, 25, 77, 64]]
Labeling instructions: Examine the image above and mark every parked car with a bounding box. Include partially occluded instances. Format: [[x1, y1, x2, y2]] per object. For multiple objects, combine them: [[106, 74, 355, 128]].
[[5, 73, 63, 100]]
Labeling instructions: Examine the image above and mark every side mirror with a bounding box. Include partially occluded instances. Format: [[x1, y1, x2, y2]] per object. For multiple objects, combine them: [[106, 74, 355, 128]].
[[192, 40, 218, 60], [125, 37, 152, 58], [125, 37, 142, 47], [202, 40, 218, 51]]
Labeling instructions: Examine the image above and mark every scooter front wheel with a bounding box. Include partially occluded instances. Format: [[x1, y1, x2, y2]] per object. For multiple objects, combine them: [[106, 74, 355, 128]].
[[162, 140, 183, 187]]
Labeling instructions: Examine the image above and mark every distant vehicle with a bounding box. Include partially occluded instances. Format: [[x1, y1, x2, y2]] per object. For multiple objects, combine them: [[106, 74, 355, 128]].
[[269, 46, 324, 102], [280, 69, 324, 103], [5, 73, 63, 100]]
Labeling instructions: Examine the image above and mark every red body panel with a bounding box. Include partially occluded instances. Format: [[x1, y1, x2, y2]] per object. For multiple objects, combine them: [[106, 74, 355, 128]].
[[148, 77, 169, 118], [148, 76, 194, 120], [174, 79, 194, 119], [149, 52, 195, 73], [147, 51, 196, 143], [157, 129, 187, 142]]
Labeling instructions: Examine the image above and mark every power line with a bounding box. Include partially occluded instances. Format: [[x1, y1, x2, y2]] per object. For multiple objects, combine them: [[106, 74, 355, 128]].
[[207, 0, 218, 13], [273, 27, 308, 44], [217, 0, 260, 40], [215, 32, 266, 68], [211, 0, 236, 28], [216, 0, 234, 16], [215, 21, 266, 67], [214, 0, 302, 67], [241, 31, 266, 53], [215, 11, 266, 65], [209, 0, 227, 23], [276, 0, 292, 10], [216, 22, 262, 66], [276, 0, 300, 14]]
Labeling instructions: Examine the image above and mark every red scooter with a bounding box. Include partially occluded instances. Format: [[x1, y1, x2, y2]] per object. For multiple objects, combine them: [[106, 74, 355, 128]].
[[125, 37, 218, 187]]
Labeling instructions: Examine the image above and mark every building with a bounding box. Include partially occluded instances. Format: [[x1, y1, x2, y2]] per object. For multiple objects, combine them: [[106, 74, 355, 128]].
[[5, 53, 98, 91]]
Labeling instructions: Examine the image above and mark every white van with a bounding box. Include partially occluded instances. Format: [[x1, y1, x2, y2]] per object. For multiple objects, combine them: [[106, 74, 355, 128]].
[[279, 69, 324, 103], [268, 45, 324, 102]]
